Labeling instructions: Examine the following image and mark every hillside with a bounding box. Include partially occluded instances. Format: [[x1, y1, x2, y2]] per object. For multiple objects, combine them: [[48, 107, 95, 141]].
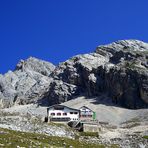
[[0, 100, 148, 147]]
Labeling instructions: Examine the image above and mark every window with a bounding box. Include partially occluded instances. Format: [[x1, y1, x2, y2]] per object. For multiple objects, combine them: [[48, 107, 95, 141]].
[[88, 115, 92, 117], [70, 112, 73, 114], [74, 112, 78, 114], [63, 113, 67, 116], [82, 115, 86, 117], [50, 113, 55, 116], [57, 113, 61, 116]]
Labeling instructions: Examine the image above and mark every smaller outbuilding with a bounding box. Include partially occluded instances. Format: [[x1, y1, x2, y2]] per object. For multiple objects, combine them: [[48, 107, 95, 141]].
[[79, 106, 96, 121]]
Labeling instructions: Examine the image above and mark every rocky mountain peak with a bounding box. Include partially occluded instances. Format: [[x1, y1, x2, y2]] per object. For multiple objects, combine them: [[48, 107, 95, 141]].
[[95, 40, 148, 71], [0, 40, 148, 109], [15, 56, 55, 76], [96, 39, 148, 52], [96, 39, 148, 58]]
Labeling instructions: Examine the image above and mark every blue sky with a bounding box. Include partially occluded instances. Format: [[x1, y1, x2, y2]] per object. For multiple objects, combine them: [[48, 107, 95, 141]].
[[0, 0, 148, 73]]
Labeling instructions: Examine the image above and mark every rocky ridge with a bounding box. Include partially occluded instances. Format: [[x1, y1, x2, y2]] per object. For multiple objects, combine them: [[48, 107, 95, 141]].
[[0, 57, 55, 108], [0, 40, 148, 109]]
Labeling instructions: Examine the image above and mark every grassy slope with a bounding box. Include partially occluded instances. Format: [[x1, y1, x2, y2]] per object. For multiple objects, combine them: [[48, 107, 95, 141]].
[[143, 136, 148, 139], [0, 128, 119, 148]]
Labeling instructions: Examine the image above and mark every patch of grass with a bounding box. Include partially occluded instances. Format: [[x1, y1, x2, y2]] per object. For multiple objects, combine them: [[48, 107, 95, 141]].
[[143, 136, 148, 139], [0, 128, 113, 148], [48, 122, 74, 134], [0, 111, 19, 117], [110, 145, 120, 148], [79, 132, 98, 137], [48, 122, 68, 127]]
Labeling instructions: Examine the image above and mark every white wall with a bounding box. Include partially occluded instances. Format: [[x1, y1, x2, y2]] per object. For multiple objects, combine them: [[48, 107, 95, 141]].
[[48, 107, 79, 121]]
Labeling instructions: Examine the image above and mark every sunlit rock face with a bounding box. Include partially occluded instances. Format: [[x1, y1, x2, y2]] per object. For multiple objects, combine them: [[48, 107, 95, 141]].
[[49, 40, 148, 109], [0, 40, 148, 109], [0, 57, 55, 107]]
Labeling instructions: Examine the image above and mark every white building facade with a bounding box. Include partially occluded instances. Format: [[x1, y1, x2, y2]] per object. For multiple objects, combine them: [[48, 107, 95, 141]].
[[47, 105, 80, 122]]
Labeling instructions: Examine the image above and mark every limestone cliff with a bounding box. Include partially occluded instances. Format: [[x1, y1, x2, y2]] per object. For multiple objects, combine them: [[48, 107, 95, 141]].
[[49, 40, 148, 109], [0, 40, 147, 109]]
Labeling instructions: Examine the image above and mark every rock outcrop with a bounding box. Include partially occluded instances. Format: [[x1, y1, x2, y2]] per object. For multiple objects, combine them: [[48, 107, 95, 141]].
[[49, 40, 148, 109], [0, 40, 148, 109], [0, 57, 55, 108]]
